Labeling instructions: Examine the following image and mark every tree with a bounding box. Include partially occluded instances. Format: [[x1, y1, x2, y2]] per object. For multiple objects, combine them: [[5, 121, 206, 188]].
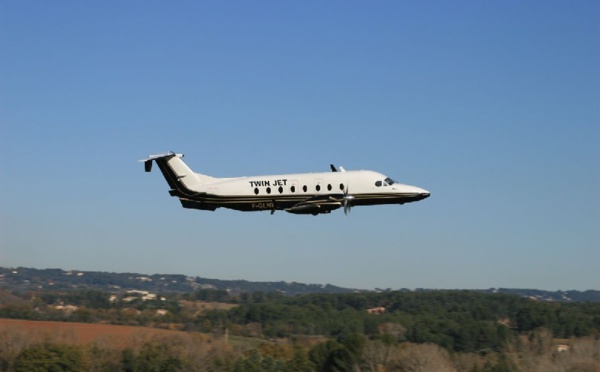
[[378, 322, 407, 343], [0, 324, 35, 371], [391, 343, 456, 372], [309, 340, 354, 372], [135, 341, 183, 372], [361, 339, 396, 371], [337, 333, 366, 368], [233, 349, 261, 372], [14, 344, 87, 372], [286, 346, 312, 372]]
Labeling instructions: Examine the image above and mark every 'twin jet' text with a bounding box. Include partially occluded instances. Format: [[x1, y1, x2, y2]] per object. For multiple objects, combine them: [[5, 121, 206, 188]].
[[249, 179, 288, 187]]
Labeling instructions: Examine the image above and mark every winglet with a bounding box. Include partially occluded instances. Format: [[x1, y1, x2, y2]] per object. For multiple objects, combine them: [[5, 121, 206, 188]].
[[330, 164, 338, 172]]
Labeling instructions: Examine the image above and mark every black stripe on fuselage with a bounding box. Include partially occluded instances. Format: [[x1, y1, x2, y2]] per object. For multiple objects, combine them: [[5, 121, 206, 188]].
[[154, 158, 179, 189], [176, 192, 426, 212], [154, 158, 200, 198]]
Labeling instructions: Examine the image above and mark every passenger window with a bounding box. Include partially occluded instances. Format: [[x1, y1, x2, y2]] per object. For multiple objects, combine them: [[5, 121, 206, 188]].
[[316, 185, 321, 192], [327, 184, 332, 191], [254, 188, 259, 195], [303, 185, 307, 192], [291, 186, 296, 193], [375, 181, 382, 187], [340, 183, 344, 191], [266, 187, 271, 194], [278, 186, 283, 194]]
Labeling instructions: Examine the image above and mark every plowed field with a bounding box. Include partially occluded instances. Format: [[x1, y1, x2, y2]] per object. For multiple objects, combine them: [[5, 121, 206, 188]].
[[0, 318, 186, 346]]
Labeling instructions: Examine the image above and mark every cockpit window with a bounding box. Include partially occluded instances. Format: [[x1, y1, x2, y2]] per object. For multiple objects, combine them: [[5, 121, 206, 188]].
[[375, 180, 382, 187], [384, 177, 397, 186]]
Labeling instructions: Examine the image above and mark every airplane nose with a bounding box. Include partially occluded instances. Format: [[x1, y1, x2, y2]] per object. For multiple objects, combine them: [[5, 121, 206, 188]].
[[393, 184, 430, 200], [417, 187, 430, 199]]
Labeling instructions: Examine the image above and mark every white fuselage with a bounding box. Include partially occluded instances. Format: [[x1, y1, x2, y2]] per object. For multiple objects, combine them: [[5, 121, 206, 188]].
[[143, 152, 430, 215]]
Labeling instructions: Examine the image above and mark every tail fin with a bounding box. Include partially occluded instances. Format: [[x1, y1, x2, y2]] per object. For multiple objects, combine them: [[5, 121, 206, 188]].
[[140, 152, 214, 195]]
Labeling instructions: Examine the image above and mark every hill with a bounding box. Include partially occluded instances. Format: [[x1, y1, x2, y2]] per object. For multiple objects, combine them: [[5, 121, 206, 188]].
[[0, 267, 354, 296], [1, 267, 598, 302]]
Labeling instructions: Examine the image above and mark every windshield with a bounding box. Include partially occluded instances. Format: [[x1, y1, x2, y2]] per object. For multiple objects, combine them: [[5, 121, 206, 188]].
[[384, 177, 396, 186]]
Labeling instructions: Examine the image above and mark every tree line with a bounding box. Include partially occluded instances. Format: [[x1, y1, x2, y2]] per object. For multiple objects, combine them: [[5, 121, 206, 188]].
[[1, 288, 599, 356], [1, 323, 599, 371], [194, 290, 600, 354]]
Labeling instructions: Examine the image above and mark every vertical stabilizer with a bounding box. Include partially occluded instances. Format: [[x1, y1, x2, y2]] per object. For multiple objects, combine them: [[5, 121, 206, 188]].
[[140, 152, 213, 195]]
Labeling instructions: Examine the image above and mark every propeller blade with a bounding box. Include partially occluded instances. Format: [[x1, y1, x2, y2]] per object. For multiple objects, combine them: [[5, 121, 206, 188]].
[[342, 185, 354, 215]]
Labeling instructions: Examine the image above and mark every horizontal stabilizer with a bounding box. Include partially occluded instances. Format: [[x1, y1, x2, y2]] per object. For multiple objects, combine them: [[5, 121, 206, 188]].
[[139, 152, 177, 172]]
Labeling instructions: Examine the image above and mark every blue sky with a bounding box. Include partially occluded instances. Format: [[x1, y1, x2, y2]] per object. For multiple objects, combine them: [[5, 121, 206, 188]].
[[1, 1, 598, 291]]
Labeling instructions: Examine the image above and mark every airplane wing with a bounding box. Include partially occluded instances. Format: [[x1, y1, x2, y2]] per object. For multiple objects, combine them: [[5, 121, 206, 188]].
[[285, 194, 344, 215]]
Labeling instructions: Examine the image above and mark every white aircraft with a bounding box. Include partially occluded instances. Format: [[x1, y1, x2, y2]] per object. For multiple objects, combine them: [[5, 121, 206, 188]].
[[141, 152, 430, 215]]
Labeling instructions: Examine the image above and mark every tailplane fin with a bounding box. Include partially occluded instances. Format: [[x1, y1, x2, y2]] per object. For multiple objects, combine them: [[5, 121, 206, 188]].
[[140, 152, 214, 195]]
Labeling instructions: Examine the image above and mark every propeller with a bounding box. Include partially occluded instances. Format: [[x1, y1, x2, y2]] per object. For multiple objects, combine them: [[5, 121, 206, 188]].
[[343, 185, 354, 215]]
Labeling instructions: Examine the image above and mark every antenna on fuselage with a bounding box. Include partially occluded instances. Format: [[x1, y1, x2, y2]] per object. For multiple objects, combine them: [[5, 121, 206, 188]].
[[330, 164, 338, 172]]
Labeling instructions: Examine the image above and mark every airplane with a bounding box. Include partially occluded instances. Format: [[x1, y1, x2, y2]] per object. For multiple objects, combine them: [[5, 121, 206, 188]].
[[141, 151, 430, 216]]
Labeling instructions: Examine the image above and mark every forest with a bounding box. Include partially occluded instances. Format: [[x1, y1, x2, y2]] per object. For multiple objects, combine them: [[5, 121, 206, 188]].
[[1, 287, 599, 371]]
